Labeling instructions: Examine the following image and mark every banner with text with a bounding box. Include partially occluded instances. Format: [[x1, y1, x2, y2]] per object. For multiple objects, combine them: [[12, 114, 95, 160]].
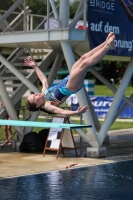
[[91, 96, 133, 118], [66, 95, 133, 118], [88, 0, 133, 57]]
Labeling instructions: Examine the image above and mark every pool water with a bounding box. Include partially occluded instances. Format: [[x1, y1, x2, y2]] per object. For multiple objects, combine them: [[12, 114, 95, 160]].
[[0, 160, 133, 200]]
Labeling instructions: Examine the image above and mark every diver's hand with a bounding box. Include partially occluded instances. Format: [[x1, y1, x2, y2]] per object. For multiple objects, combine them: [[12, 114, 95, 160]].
[[75, 106, 89, 114], [24, 57, 37, 69]]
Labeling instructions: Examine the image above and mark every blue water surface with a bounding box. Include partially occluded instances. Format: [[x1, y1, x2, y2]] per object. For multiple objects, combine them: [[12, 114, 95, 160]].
[[0, 160, 133, 200]]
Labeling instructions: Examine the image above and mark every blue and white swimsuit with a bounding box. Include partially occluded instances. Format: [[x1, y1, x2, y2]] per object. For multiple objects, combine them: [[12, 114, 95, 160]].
[[44, 75, 82, 104]]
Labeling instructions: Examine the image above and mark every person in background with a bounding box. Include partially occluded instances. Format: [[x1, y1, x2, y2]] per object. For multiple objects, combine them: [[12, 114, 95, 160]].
[[0, 102, 13, 145]]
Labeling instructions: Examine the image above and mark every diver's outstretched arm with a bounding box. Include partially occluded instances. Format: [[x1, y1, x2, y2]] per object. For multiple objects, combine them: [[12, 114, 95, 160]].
[[24, 57, 49, 93]]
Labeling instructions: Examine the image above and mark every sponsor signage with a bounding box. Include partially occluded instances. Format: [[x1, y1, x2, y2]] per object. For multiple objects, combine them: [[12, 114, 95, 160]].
[[91, 96, 133, 118], [90, 96, 113, 117], [66, 95, 133, 118], [88, 0, 133, 56]]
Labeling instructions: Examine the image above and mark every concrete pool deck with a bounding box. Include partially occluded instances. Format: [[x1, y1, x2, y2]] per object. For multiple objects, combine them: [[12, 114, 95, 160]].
[[0, 128, 133, 178]]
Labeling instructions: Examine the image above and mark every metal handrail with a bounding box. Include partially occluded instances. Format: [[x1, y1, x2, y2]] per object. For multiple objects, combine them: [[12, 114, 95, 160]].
[[35, 4, 60, 30], [0, 0, 87, 33], [3, 6, 31, 33]]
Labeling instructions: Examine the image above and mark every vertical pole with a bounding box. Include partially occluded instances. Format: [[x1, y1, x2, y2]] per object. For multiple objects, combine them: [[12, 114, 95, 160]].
[[83, 0, 86, 29], [23, 0, 27, 31], [80, 114, 83, 156], [24, 112, 40, 134], [58, 0, 99, 146], [30, 15, 33, 30], [0, 76, 23, 140], [59, 0, 69, 27], [27, 14, 29, 31], [48, 52, 64, 86], [47, 0, 50, 29], [60, 41, 99, 145]]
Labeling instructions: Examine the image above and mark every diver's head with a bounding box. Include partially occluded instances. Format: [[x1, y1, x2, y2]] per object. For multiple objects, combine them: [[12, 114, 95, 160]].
[[26, 93, 45, 111]]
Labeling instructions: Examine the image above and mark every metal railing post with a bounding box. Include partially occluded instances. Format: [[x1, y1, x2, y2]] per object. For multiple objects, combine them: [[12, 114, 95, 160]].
[[47, 0, 50, 29], [83, 0, 87, 29], [23, 0, 27, 31], [59, 0, 69, 28]]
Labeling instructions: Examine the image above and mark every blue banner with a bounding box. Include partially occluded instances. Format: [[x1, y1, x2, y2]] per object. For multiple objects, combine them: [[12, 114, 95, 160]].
[[91, 96, 113, 118], [69, 95, 133, 118], [90, 96, 133, 118], [118, 99, 133, 118], [88, 0, 133, 56]]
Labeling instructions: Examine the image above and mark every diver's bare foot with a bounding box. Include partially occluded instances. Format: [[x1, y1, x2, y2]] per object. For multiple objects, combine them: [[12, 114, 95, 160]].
[[106, 35, 115, 50], [106, 32, 115, 43]]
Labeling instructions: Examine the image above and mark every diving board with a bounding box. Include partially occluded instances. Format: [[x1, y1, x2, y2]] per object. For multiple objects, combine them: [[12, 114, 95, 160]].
[[0, 119, 92, 129]]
